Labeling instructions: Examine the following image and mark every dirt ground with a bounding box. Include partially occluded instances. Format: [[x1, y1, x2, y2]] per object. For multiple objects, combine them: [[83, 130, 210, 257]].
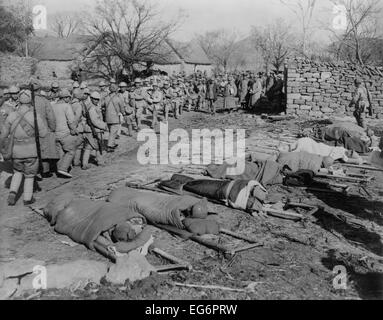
[[1, 101, 383, 300]]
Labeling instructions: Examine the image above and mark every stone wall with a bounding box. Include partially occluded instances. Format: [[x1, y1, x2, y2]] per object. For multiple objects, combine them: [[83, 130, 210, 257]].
[[286, 57, 383, 119], [0, 55, 74, 89], [0, 54, 37, 87]]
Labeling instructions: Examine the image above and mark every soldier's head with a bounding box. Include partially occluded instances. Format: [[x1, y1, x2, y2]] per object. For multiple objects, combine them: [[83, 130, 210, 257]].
[[8, 85, 20, 101], [83, 88, 90, 98], [19, 90, 32, 105], [152, 83, 159, 91], [119, 82, 128, 92], [90, 91, 101, 106], [99, 80, 107, 90], [355, 79, 362, 87], [110, 84, 119, 93], [72, 81, 80, 90], [59, 89, 71, 103], [79, 82, 88, 90], [51, 82, 59, 93], [134, 78, 142, 87], [73, 88, 84, 101]]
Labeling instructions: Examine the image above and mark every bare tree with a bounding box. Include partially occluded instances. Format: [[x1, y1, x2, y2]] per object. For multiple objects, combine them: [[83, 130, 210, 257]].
[[196, 29, 239, 71], [81, 0, 182, 78], [280, 0, 317, 56], [49, 11, 85, 38], [251, 19, 295, 72], [328, 0, 382, 65]]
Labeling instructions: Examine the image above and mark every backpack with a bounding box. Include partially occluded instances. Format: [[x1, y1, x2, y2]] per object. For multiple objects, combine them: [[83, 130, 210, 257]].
[[0, 111, 29, 160]]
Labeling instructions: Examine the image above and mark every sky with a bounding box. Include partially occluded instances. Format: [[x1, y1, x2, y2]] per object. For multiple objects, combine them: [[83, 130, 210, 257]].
[[19, 0, 364, 42]]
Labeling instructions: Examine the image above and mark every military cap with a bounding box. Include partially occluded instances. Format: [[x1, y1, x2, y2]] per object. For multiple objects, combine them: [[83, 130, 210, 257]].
[[30, 79, 41, 90], [59, 89, 71, 98], [3, 88, 9, 95], [19, 90, 32, 104], [134, 78, 142, 84], [99, 80, 107, 87], [51, 82, 59, 89], [84, 88, 90, 95], [110, 79, 116, 84], [355, 78, 362, 85], [72, 81, 80, 88], [80, 82, 88, 89], [119, 82, 128, 87], [90, 92, 101, 100], [9, 85, 20, 94]]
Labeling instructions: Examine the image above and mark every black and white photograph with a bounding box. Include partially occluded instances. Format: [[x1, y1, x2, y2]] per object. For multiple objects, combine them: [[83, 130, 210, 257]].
[[0, 0, 383, 304]]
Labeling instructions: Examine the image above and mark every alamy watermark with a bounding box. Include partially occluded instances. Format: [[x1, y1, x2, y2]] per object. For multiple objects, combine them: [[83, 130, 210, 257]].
[[332, 3, 348, 31], [32, 5, 47, 30], [136, 123, 246, 175], [333, 265, 348, 290]]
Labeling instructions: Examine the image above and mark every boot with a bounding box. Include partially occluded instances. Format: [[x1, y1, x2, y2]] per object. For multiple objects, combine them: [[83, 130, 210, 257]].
[[7, 192, 17, 206]]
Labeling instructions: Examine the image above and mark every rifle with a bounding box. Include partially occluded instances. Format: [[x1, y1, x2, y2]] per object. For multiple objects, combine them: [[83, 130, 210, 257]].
[[30, 84, 43, 173], [81, 101, 103, 155]]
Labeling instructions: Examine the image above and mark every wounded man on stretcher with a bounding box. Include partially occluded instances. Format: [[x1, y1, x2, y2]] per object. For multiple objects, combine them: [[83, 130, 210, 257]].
[[43, 190, 220, 255], [158, 174, 268, 213]]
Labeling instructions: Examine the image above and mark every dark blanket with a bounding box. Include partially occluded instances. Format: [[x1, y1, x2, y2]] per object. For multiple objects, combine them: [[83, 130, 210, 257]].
[[44, 193, 146, 250], [206, 159, 284, 186], [108, 187, 205, 229]]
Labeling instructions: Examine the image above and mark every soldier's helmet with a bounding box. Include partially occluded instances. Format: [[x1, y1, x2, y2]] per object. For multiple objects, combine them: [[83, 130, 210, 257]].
[[51, 82, 59, 89], [99, 80, 107, 87], [110, 79, 117, 84], [90, 92, 101, 100], [83, 88, 90, 95], [59, 89, 71, 98], [3, 88, 9, 96], [72, 81, 80, 88], [119, 82, 128, 88], [355, 79, 362, 85], [191, 200, 208, 219], [134, 78, 142, 84], [9, 85, 20, 94], [80, 82, 88, 89], [19, 90, 32, 104]]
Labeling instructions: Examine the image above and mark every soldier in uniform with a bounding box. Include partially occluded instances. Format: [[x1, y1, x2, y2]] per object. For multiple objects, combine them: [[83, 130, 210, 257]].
[[162, 81, 172, 123], [1, 85, 20, 133], [51, 89, 82, 178], [119, 81, 134, 137], [104, 84, 124, 152], [350, 79, 369, 129], [206, 79, 218, 115], [146, 82, 163, 130], [47, 82, 60, 102], [273, 73, 285, 114], [71, 88, 85, 167], [131, 79, 146, 130], [170, 80, 182, 119], [0, 91, 48, 206], [31, 81, 58, 177], [82, 92, 108, 170]]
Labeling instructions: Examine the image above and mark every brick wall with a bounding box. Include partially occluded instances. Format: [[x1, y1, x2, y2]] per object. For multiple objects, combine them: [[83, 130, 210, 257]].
[[286, 57, 383, 119]]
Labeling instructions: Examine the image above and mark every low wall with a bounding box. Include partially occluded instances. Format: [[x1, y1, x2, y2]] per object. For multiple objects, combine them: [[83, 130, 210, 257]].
[[286, 57, 383, 119]]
